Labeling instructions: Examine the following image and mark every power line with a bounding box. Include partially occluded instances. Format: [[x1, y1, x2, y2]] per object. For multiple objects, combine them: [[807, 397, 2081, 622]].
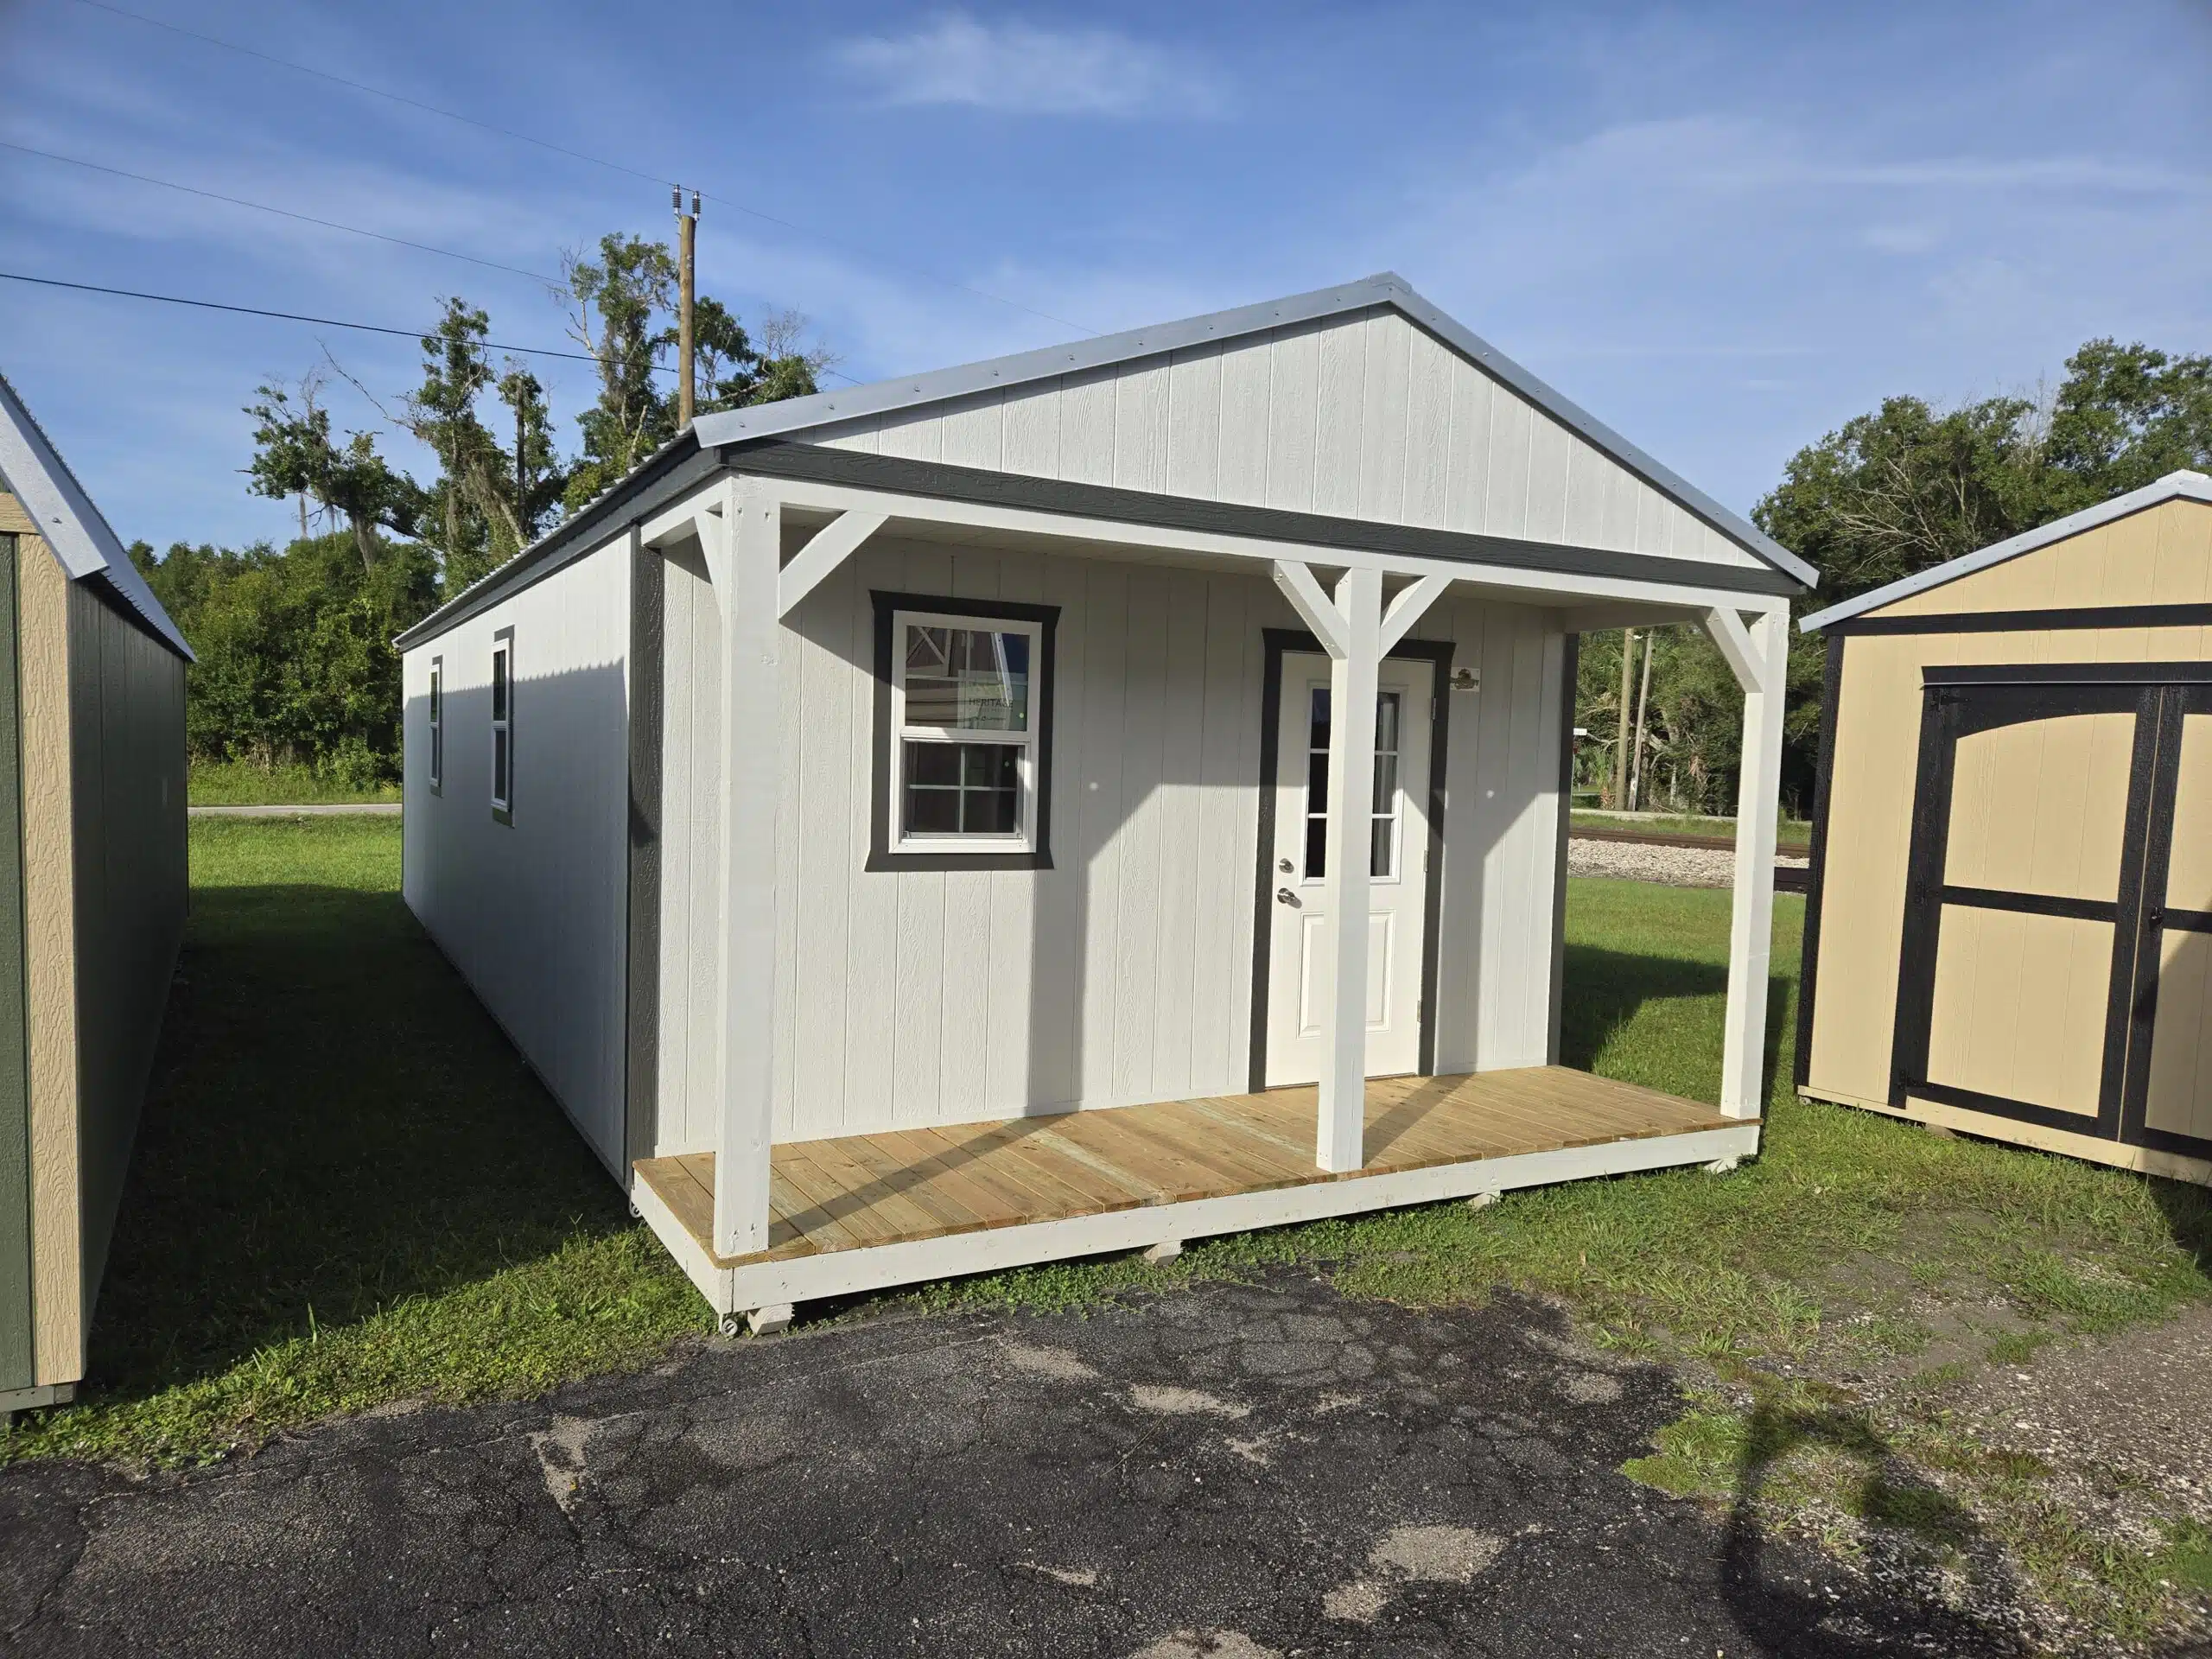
[[1, 140, 564, 287], [69, 0, 1103, 338], [0, 269, 637, 368]]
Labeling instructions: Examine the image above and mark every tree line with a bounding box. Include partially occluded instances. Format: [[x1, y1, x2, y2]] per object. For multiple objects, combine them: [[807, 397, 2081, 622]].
[[1574, 338, 2212, 817], [134, 231, 830, 784]]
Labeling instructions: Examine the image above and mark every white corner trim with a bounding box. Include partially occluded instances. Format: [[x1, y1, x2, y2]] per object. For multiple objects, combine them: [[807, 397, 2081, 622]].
[[1271, 559, 1350, 658]]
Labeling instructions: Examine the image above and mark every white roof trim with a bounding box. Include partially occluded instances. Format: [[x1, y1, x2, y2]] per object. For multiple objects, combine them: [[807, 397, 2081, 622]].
[[1801, 469, 2212, 632], [0, 372, 193, 658], [692, 272, 1815, 589]]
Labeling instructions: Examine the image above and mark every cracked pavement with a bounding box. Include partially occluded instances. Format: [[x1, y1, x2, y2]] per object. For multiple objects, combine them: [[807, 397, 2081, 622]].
[[0, 1273, 2026, 1656]]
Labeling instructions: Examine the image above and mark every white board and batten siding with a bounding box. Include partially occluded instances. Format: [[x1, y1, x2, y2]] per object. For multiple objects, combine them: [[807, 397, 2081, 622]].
[[807, 306, 1762, 577], [648, 529, 1570, 1157], [402, 538, 634, 1173]]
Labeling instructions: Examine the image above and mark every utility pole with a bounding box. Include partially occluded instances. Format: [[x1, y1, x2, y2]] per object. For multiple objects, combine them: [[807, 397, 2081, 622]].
[[675, 186, 698, 428], [1611, 628, 1635, 808]]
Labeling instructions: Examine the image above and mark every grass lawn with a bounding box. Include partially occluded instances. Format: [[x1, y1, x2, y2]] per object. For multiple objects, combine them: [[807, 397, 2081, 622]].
[[10, 817, 2209, 1643], [1570, 810, 1815, 850], [188, 760, 401, 806]]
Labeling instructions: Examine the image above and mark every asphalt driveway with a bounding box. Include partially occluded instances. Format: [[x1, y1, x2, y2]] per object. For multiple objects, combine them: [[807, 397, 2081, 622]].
[[0, 1273, 2024, 1656]]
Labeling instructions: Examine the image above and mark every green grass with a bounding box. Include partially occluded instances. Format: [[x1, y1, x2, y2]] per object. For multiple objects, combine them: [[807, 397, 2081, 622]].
[[4, 819, 703, 1467], [11, 822, 2212, 1643], [188, 760, 400, 806], [1570, 810, 1813, 849]]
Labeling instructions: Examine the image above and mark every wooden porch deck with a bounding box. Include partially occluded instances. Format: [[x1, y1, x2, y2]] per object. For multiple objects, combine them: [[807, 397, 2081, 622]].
[[635, 1066, 1743, 1275]]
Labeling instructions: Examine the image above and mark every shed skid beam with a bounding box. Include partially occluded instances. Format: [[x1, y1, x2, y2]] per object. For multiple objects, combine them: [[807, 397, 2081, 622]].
[[1717, 608, 1788, 1118], [710, 480, 782, 1256]]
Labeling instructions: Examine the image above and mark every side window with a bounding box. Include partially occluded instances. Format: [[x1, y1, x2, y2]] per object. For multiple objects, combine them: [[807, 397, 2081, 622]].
[[427, 657, 443, 793], [490, 629, 513, 823]]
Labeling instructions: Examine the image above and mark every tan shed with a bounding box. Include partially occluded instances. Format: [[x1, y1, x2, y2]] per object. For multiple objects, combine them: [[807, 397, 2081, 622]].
[[0, 373, 191, 1412], [1797, 470, 2212, 1183]]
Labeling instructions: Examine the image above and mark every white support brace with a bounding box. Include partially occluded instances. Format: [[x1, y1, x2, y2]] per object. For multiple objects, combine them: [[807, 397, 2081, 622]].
[[639, 493, 718, 552], [1711, 607, 1789, 1121], [1270, 560, 1350, 659], [1702, 605, 1767, 696], [710, 480, 785, 1256], [777, 509, 888, 619], [1379, 574, 1450, 654]]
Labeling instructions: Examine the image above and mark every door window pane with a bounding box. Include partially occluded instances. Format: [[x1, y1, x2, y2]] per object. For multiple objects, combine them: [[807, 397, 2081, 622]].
[[1303, 687, 1408, 879]]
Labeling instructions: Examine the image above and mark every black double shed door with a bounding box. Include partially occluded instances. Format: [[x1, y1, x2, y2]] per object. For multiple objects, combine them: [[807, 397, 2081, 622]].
[[1891, 663, 2212, 1161]]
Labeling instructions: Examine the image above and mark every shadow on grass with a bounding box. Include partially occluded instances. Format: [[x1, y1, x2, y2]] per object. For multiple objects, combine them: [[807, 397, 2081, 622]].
[[1715, 1397, 2022, 1656], [90, 883, 626, 1402], [1558, 943, 1794, 1106]]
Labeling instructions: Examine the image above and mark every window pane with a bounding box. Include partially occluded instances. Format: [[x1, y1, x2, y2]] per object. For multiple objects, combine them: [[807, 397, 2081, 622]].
[[905, 785, 959, 834], [429, 674, 440, 721], [1308, 687, 1330, 751], [1375, 692, 1400, 755], [493, 728, 509, 802], [1370, 818, 1393, 878], [963, 783, 1019, 834], [1371, 753, 1398, 815], [961, 744, 1018, 787], [906, 741, 961, 786], [1305, 817, 1327, 879], [492, 649, 508, 721], [1306, 747, 1328, 814], [903, 624, 1029, 731]]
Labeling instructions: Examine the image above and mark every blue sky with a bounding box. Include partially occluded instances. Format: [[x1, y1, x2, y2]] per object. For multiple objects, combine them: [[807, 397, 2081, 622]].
[[3, 0, 2207, 553]]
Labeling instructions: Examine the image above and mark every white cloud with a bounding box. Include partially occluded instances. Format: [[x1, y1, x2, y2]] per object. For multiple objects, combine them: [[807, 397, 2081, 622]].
[[831, 13, 1225, 118]]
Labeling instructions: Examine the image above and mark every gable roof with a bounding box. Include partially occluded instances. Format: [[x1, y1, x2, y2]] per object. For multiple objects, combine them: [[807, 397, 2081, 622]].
[[0, 372, 193, 659], [1800, 469, 2212, 632], [693, 272, 1815, 588]]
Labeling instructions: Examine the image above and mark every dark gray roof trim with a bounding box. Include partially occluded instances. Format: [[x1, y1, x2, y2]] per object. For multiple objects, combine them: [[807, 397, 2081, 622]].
[[692, 272, 1815, 590], [1802, 469, 2212, 632], [734, 442, 1802, 598], [0, 371, 193, 659], [392, 435, 715, 651]]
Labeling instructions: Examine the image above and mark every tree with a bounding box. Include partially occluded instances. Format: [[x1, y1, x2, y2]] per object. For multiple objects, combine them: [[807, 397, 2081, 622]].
[[562, 233, 678, 512], [1578, 336, 2212, 817], [496, 362, 565, 545], [244, 380, 418, 573]]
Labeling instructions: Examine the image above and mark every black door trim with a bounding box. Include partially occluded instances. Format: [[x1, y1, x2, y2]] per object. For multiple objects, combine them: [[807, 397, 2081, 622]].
[[1249, 629, 1453, 1093], [2120, 681, 2212, 1158]]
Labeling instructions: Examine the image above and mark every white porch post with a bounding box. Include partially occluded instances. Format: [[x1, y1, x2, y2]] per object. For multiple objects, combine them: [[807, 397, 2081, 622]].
[[1317, 566, 1384, 1171], [1269, 563, 1450, 1172], [1707, 606, 1789, 1120], [709, 481, 784, 1255]]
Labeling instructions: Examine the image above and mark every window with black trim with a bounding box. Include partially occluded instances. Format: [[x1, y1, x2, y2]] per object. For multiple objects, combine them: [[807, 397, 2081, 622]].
[[426, 656, 443, 793], [870, 593, 1058, 870], [490, 629, 513, 822]]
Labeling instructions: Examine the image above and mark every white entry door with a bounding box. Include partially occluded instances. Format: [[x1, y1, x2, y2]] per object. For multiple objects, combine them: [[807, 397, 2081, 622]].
[[1265, 652, 1433, 1085]]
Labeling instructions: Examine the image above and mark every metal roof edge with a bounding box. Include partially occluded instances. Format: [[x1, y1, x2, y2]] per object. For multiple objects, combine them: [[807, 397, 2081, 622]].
[[391, 432, 715, 652], [695, 273, 1815, 590], [0, 371, 194, 660], [1800, 469, 2212, 632]]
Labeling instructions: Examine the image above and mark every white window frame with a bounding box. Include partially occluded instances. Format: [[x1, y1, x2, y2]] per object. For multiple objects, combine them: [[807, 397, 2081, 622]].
[[889, 607, 1041, 855], [489, 629, 513, 823], [426, 656, 443, 793]]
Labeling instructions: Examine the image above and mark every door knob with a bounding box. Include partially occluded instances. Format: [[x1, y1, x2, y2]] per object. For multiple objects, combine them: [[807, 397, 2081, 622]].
[[1276, 887, 1300, 907]]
